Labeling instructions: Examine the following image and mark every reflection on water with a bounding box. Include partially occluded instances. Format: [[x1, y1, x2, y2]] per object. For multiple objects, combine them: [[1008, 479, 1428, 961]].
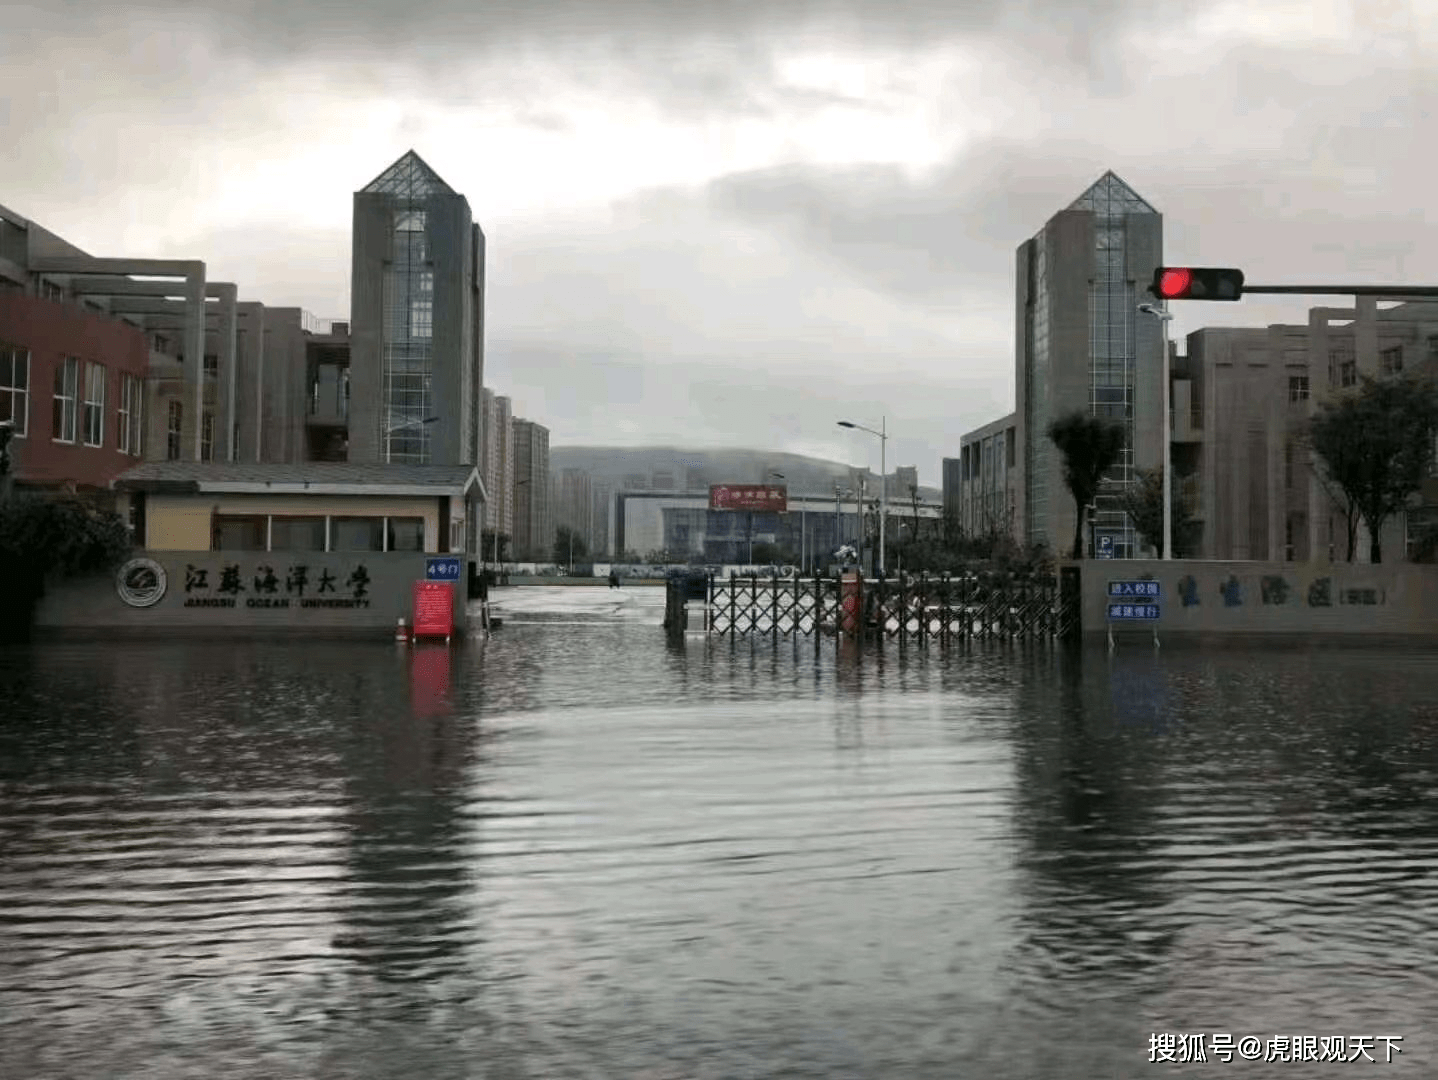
[[1, 587, 1435, 1078]]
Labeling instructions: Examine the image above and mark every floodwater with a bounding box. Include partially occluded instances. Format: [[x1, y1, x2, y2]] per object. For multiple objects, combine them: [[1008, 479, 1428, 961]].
[[1, 585, 1436, 1079]]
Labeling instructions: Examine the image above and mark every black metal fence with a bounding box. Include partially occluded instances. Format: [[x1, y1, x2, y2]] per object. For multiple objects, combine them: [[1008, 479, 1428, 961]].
[[682, 569, 1081, 646]]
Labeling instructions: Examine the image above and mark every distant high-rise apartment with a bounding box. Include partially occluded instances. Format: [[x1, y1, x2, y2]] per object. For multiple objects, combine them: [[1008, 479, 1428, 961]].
[[512, 418, 552, 560], [348, 151, 485, 468], [1015, 171, 1164, 557], [479, 388, 514, 545]]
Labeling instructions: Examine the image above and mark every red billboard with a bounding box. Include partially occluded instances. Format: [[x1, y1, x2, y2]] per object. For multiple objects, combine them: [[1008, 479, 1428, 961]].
[[709, 484, 788, 512]]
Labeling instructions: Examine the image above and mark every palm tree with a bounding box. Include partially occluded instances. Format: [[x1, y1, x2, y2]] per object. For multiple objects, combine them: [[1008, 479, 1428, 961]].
[[1046, 411, 1126, 559]]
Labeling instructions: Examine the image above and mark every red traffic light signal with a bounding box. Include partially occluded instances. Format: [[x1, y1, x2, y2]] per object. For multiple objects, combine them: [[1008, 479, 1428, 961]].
[[1150, 266, 1245, 301]]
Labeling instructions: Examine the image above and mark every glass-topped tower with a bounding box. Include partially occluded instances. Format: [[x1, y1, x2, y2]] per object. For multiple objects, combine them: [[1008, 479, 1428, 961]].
[[1015, 171, 1164, 558], [349, 151, 485, 467]]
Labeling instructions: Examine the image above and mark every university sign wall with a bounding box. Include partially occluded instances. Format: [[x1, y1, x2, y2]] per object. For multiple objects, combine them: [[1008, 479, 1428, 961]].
[[41, 552, 468, 637], [178, 561, 375, 610]]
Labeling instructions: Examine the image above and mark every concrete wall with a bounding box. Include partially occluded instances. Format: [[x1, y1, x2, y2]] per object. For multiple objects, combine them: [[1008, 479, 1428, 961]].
[[428, 193, 476, 467], [34, 550, 468, 636], [142, 493, 444, 551], [1081, 558, 1438, 637], [348, 193, 388, 465]]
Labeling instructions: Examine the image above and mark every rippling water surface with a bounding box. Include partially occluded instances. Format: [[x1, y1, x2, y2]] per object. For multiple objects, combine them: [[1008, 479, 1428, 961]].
[[2, 586, 1436, 1078]]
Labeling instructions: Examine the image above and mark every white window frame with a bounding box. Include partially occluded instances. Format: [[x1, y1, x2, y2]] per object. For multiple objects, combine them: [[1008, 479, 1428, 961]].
[[118, 373, 143, 455], [0, 345, 29, 438], [82, 361, 106, 447], [53, 356, 79, 443]]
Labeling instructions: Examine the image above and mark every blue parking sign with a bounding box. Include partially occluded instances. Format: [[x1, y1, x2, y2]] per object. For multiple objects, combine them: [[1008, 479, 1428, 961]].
[[426, 557, 463, 582]]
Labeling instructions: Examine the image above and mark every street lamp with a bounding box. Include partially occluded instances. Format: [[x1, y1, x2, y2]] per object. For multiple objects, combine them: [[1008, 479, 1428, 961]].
[[767, 470, 793, 570], [838, 417, 887, 577], [1138, 303, 1174, 560]]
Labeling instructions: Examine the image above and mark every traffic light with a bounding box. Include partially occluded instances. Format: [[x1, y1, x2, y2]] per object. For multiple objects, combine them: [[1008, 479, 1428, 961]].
[[1150, 267, 1245, 301]]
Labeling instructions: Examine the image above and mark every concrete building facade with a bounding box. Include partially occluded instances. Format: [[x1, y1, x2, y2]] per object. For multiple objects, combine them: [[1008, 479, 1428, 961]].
[[0, 199, 355, 484], [954, 413, 1020, 540], [1187, 299, 1438, 563]]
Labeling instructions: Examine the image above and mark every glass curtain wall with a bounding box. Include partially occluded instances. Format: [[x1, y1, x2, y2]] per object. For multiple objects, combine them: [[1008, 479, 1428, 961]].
[[1073, 175, 1152, 558], [1023, 241, 1049, 550], [383, 208, 435, 464]]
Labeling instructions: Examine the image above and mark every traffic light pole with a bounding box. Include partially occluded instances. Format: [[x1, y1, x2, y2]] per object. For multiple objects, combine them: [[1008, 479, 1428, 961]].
[[1237, 285, 1438, 297]]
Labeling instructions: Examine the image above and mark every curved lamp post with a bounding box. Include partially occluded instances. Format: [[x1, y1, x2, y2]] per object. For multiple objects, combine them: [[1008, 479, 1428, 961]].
[[838, 417, 887, 576]]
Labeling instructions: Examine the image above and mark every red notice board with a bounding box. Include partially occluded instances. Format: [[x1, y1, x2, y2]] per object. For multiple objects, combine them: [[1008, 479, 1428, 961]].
[[413, 581, 454, 640]]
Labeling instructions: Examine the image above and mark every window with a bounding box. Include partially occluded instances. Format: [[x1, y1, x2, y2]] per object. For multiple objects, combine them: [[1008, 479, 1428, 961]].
[[0, 344, 28, 436], [1339, 360, 1357, 388], [166, 400, 182, 461], [204, 353, 218, 379], [52, 357, 78, 442], [410, 296, 433, 339], [387, 517, 425, 552], [40, 279, 63, 302], [1381, 345, 1404, 376], [269, 516, 327, 552], [212, 515, 268, 551], [82, 361, 106, 446], [331, 516, 384, 552], [118, 374, 142, 454], [1288, 375, 1310, 402], [201, 411, 214, 461]]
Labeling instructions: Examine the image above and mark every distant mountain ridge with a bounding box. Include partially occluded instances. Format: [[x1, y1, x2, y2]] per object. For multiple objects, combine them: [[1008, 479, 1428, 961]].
[[549, 445, 941, 501]]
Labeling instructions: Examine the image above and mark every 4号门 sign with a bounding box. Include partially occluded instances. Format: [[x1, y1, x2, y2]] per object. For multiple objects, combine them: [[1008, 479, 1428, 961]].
[[426, 557, 463, 583]]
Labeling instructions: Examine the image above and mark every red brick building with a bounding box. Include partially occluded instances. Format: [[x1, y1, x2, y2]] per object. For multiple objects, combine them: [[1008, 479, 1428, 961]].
[[0, 290, 149, 492]]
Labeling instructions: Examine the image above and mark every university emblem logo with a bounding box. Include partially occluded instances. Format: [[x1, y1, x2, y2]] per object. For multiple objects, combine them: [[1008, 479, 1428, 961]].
[[116, 557, 168, 608]]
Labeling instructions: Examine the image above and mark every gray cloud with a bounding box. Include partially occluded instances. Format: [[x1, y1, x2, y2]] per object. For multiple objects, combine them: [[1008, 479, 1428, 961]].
[[7, 1, 1438, 487]]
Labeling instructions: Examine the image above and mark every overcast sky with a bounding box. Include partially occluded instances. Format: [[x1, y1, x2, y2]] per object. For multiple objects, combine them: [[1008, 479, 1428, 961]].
[[5, 1, 1436, 485]]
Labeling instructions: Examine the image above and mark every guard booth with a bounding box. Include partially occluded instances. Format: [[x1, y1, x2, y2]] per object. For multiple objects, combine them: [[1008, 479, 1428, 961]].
[[663, 571, 711, 633]]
